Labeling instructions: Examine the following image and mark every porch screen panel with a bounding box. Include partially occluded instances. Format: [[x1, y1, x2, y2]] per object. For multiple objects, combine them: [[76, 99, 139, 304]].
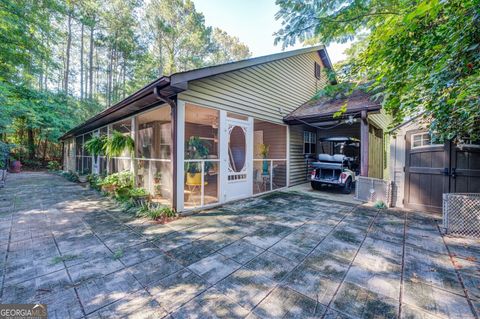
[[253, 120, 287, 194], [98, 127, 108, 175], [110, 119, 132, 174], [184, 103, 219, 209], [135, 106, 172, 206]]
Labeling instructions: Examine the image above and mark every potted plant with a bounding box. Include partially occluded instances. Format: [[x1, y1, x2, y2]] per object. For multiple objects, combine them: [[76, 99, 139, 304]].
[[103, 131, 134, 159], [259, 144, 270, 175], [84, 135, 106, 164], [185, 136, 211, 185], [10, 154, 21, 173]]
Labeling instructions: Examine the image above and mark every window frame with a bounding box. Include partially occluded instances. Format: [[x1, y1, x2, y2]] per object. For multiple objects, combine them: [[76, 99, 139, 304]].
[[411, 132, 442, 149], [303, 131, 317, 154]]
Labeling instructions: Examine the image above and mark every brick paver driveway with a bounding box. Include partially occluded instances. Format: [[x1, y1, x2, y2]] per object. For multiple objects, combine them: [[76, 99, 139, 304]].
[[0, 172, 479, 318]]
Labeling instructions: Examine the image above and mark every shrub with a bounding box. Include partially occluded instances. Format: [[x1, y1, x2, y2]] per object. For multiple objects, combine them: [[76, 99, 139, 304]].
[[22, 159, 43, 169], [374, 200, 387, 209], [61, 170, 79, 183], [87, 174, 103, 191], [47, 160, 60, 171], [0, 142, 12, 170], [129, 187, 148, 197], [136, 203, 177, 220]]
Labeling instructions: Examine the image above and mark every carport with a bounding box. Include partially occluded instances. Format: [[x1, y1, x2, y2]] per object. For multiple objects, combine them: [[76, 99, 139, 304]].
[[284, 89, 388, 180]]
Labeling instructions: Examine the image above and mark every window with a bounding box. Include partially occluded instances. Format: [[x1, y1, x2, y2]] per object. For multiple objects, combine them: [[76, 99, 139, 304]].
[[314, 62, 321, 80], [411, 132, 441, 149], [304, 131, 317, 154]]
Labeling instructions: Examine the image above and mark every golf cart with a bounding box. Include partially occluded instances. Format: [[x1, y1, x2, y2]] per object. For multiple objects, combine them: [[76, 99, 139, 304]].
[[310, 137, 360, 194]]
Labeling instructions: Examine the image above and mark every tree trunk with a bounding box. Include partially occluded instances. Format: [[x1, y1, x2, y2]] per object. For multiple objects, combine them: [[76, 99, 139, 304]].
[[89, 24, 94, 99], [27, 128, 35, 160], [42, 135, 48, 161], [64, 12, 72, 94], [80, 22, 84, 100]]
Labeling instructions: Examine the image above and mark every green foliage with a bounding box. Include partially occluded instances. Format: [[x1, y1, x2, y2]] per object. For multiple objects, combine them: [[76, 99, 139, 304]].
[[103, 131, 134, 158], [84, 136, 106, 157], [87, 173, 103, 191], [259, 144, 269, 158], [275, 0, 480, 141], [112, 249, 124, 260], [129, 187, 148, 198], [50, 254, 78, 265], [374, 200, 387, 209], [136, 202, 177, 220], [185, 136, 212, 175], [0, 142, 13, 169], [47, 160, 60, 171], [1, 0, 250, 165], [99, 171, 134, 200], [60, 170, 79, 183]]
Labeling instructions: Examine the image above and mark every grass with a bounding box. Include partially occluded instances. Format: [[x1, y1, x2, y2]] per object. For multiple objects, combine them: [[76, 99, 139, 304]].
[[113, 249, 124, 260], [51, 254, 78, 265]]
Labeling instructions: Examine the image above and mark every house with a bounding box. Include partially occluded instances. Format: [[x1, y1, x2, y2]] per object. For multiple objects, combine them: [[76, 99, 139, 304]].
[[59, 46, 393, 212], [388, 116, 480, 213]]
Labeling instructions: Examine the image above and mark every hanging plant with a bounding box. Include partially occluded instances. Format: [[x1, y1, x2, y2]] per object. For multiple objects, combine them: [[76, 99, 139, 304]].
[[84, 136, 106, 157], [103, 130, 135, 158]]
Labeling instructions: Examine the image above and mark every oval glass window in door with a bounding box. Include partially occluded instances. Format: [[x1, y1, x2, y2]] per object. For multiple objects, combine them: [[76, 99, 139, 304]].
[[228, 125, 247, 180]]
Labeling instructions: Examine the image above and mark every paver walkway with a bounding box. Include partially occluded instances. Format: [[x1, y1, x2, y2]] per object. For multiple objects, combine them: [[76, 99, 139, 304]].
[[0, 172, 479, 318]]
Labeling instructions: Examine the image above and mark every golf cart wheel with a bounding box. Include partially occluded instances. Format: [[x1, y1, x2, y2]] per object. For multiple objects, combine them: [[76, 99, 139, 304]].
[[311, 181, 322, 191], [342, 177, 352, 194]]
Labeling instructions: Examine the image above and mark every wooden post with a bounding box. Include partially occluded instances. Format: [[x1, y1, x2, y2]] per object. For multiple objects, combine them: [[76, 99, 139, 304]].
[[360, 110, 369, 176]]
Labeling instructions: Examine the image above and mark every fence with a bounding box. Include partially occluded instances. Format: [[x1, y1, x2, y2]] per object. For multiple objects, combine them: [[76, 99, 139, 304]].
[[355, 176, 393, 207], [443, 193, 480, 238]]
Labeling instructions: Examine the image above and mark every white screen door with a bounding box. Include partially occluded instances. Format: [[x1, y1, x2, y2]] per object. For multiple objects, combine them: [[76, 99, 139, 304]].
[[222, 116, 253, 201]]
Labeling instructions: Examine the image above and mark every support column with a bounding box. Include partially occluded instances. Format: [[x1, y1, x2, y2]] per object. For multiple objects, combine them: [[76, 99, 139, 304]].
[[171, 100, 178, 211], [176, 101, 185, 212], [360, 110, 369, 177]]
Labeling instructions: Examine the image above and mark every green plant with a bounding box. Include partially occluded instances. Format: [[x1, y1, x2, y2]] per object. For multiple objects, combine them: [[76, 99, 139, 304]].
[[259, 144, 269, 158], [84, 135, 106, 157], [112, 249, 124, 260], [129, 187, 148, 198], [185, 136, 212, 176], [0, 142, 13, 170], [47, 160, 60, 171], [61, 170, 79, 182], [87, 174, 103, 191], [374, 200, 387, 209], [103, 131, 134, 158], [51, 254, 78, 265], [100, 171, 134, 189], [136, 202, 177, 220]]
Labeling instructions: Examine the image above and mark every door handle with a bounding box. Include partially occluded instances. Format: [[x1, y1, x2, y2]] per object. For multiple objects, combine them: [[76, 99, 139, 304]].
[[451, 168, 456, 179], [443, 168, 449, 176]]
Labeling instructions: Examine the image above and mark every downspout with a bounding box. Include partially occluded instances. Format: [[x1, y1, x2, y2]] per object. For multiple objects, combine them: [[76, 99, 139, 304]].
[[154, 86, 178, 211]]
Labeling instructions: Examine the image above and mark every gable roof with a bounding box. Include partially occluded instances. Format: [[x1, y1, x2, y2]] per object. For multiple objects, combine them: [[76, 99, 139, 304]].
[[283, 89, 382, 124], [60, 45, 332, 140]]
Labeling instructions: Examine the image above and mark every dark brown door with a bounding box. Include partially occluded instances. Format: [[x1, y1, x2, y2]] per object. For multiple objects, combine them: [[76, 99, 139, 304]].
[[405, 133, 480, 213], [449, 142, 480, 193], [404, 131, 449, 213]]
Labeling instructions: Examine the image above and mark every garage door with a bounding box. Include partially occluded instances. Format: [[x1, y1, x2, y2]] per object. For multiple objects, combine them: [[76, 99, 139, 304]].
[[405, 131, 480, 213]]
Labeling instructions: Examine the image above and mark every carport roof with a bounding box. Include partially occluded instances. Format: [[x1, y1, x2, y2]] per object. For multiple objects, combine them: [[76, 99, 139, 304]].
[[283, 89, 382, 124]]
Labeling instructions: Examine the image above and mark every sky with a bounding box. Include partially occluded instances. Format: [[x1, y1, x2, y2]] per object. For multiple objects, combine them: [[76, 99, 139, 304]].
[[193, 0, 352, 64]]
